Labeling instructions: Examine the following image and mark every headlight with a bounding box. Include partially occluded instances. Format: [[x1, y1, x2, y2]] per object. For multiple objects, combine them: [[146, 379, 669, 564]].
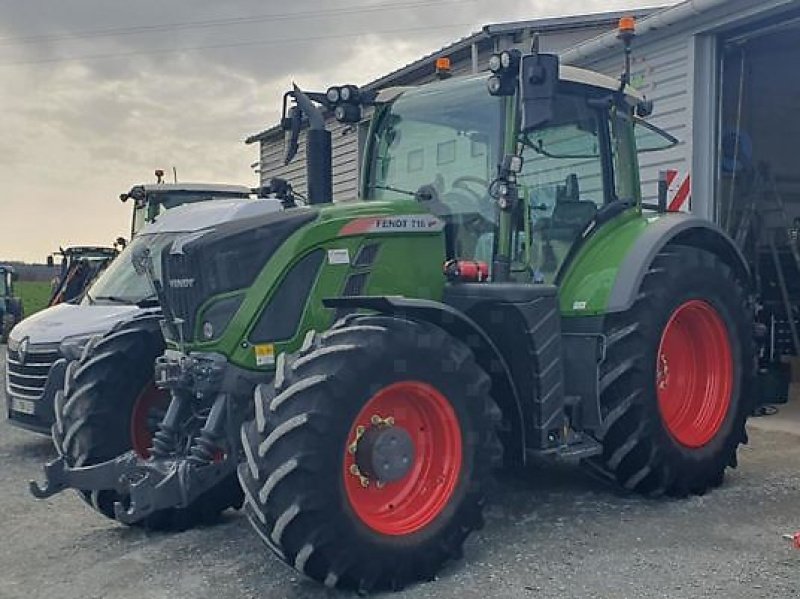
[[326, 87, 341, 103], [488, 53, 502, 73], [339, 84, 359, 103], [197, 294, 244, 343], [59, 332, 104, 361]]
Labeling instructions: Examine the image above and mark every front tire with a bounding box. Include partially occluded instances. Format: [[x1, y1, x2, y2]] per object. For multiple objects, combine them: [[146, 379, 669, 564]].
[[53, 313, 242, 529], [591, 245, 754, 496], [239, 316, 501, 593]]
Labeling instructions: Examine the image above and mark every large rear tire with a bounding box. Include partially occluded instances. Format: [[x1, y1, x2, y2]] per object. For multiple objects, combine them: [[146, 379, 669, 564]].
[[239, 315, 501, 593], [590, 245, 753, 496], [53, 313, 243, 529]]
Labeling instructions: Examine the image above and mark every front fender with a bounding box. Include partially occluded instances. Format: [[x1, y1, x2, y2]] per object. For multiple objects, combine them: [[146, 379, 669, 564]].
[[323, 295, 526, 463]]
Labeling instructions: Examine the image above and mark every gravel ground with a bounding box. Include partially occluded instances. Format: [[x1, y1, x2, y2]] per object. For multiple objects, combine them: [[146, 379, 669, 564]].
[[1, 345, 798, 599]]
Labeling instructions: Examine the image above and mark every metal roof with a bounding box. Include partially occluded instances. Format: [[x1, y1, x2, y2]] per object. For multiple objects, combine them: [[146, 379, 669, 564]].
[[245, 7, 664, 144], [563, 0, 727, 64]]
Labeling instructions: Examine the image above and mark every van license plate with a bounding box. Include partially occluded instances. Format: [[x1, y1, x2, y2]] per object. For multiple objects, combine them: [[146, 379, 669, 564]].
[[11, 398, 36, 415]]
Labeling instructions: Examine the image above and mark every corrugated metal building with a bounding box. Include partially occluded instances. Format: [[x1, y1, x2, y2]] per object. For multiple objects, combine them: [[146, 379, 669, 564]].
[[565, 0, 800, 368], [245, 8, 658, 200], [562, 0, 800, 222]]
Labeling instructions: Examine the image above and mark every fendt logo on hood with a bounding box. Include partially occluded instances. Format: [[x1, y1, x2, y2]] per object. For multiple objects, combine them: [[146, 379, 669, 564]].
[[168, 278, 195, 289]]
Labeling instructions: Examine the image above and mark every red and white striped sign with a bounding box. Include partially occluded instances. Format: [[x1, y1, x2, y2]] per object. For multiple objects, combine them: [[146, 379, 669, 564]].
[[664, 169, 691, 212]]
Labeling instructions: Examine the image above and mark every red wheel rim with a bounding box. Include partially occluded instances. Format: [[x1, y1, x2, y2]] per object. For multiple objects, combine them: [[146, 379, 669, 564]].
[[130, 384, 169, 459], [343, 381, 463, 536], [656, 299, 733, 448]]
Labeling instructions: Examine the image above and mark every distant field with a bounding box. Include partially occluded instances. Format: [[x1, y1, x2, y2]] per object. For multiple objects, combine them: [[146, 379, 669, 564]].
[[16, 280, 52, 317]]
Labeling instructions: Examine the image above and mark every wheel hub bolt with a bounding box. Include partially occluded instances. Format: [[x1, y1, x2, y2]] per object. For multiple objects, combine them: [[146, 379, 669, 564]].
[[347, 413, 413, 487]]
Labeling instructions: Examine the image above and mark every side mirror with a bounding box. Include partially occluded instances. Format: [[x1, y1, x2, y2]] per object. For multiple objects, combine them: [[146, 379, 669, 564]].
[[11, 271, 19, 282], [46, 256, 54, 268], [519, 53, 559, 133], [130, 245, 152, 277]]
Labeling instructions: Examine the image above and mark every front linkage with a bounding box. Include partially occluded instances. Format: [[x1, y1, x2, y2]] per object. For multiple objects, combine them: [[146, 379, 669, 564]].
[[31, 350, 252, 524]]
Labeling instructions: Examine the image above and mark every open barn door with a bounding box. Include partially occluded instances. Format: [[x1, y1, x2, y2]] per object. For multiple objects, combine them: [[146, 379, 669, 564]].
[[716, 14, 800, 406]]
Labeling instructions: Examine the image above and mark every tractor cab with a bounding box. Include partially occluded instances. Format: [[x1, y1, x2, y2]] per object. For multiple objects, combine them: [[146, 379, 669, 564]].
[[47, 246, 119, 306], [120, 179, 253, 237], [362, 62, 675, 283]]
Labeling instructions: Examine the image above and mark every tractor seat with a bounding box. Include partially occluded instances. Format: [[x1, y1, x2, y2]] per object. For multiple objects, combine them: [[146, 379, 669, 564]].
[[548, 200, 597, 242]]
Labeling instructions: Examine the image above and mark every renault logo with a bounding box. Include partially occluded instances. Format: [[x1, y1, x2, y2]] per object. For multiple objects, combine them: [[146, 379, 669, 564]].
[[18, 337, 29, 365]]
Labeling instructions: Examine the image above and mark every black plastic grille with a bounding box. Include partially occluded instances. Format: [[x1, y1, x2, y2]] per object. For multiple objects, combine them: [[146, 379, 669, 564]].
[[342, 272, 368, 296], [161, 210, 315, 342], [353, 243, 380, 267], [249, 250, 324, 343]]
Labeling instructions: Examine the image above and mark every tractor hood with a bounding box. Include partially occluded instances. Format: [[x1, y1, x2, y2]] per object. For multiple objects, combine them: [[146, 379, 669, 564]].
[[7, 302, 140, 347]]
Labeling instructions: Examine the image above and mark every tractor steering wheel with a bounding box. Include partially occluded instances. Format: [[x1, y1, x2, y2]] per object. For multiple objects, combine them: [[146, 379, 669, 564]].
[[452, 176, 489, 202]]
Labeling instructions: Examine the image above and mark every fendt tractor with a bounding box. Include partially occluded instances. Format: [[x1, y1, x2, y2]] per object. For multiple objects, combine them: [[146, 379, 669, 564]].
[[0, 265, 23, 342], [120, 173, 253, 236], [33, 24, 755, 592]]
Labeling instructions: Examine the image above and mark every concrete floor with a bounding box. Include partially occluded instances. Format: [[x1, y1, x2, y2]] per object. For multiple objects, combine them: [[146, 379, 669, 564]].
[[1, 346, 798, 599], [749, 386, 800, 436]]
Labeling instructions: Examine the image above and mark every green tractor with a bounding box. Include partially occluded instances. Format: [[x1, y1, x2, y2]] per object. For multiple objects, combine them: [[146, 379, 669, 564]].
[[0, 265, 23, 342], [120, 172, 253, 237], [33, 36, 753, 592]]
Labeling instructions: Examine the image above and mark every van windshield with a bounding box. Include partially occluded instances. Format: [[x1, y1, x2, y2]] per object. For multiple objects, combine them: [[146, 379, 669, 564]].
[[82, 232, 177, 306]]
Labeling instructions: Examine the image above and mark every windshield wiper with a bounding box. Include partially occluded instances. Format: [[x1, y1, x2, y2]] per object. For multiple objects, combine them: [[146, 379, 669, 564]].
[[368, 184, 418, 197], [136, 294, 160, 308], [368, 184, 436, 202], [92, 295, 132, 305]]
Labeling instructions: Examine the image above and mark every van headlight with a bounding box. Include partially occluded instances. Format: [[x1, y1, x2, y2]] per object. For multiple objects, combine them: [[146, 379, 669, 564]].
[[59, 332, 103, 361]]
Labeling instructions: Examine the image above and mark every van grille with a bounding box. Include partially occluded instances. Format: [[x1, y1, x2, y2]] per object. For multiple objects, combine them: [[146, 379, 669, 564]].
[[6, 344, 60, 400]]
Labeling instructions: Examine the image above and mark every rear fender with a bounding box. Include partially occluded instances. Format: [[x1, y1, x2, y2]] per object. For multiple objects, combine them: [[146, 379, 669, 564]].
[[559, 211, 750, 316], [606, 214, 750, 313]]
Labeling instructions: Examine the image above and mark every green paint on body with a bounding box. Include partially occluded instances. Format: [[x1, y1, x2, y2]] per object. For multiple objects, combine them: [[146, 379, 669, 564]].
[[558, 209, 663, 316], [176, 199, 446, 371]]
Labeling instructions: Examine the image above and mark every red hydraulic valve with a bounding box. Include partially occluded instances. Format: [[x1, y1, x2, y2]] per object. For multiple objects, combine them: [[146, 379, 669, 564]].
[[443, 259, 489, 282]]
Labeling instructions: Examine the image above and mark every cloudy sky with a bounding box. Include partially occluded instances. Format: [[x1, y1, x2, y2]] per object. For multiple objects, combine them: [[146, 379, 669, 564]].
[[0, 0, 669, 262]]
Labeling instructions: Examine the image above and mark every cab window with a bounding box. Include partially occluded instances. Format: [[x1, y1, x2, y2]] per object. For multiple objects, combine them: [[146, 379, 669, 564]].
[[518, 94, 611, 278]]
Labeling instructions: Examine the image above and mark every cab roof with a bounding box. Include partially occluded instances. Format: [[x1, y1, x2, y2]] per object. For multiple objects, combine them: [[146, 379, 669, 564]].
[[376, 64, 643, 105], [136, 183, 251, 195], [56, 246, 117, 256]]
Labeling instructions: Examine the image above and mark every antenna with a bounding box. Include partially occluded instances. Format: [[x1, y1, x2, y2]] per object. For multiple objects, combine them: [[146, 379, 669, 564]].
[[530, 32, 540, 55]]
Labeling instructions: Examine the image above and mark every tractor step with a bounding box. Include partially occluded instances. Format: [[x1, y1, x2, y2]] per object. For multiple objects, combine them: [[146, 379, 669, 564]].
[[527, 434, 603, 462]]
